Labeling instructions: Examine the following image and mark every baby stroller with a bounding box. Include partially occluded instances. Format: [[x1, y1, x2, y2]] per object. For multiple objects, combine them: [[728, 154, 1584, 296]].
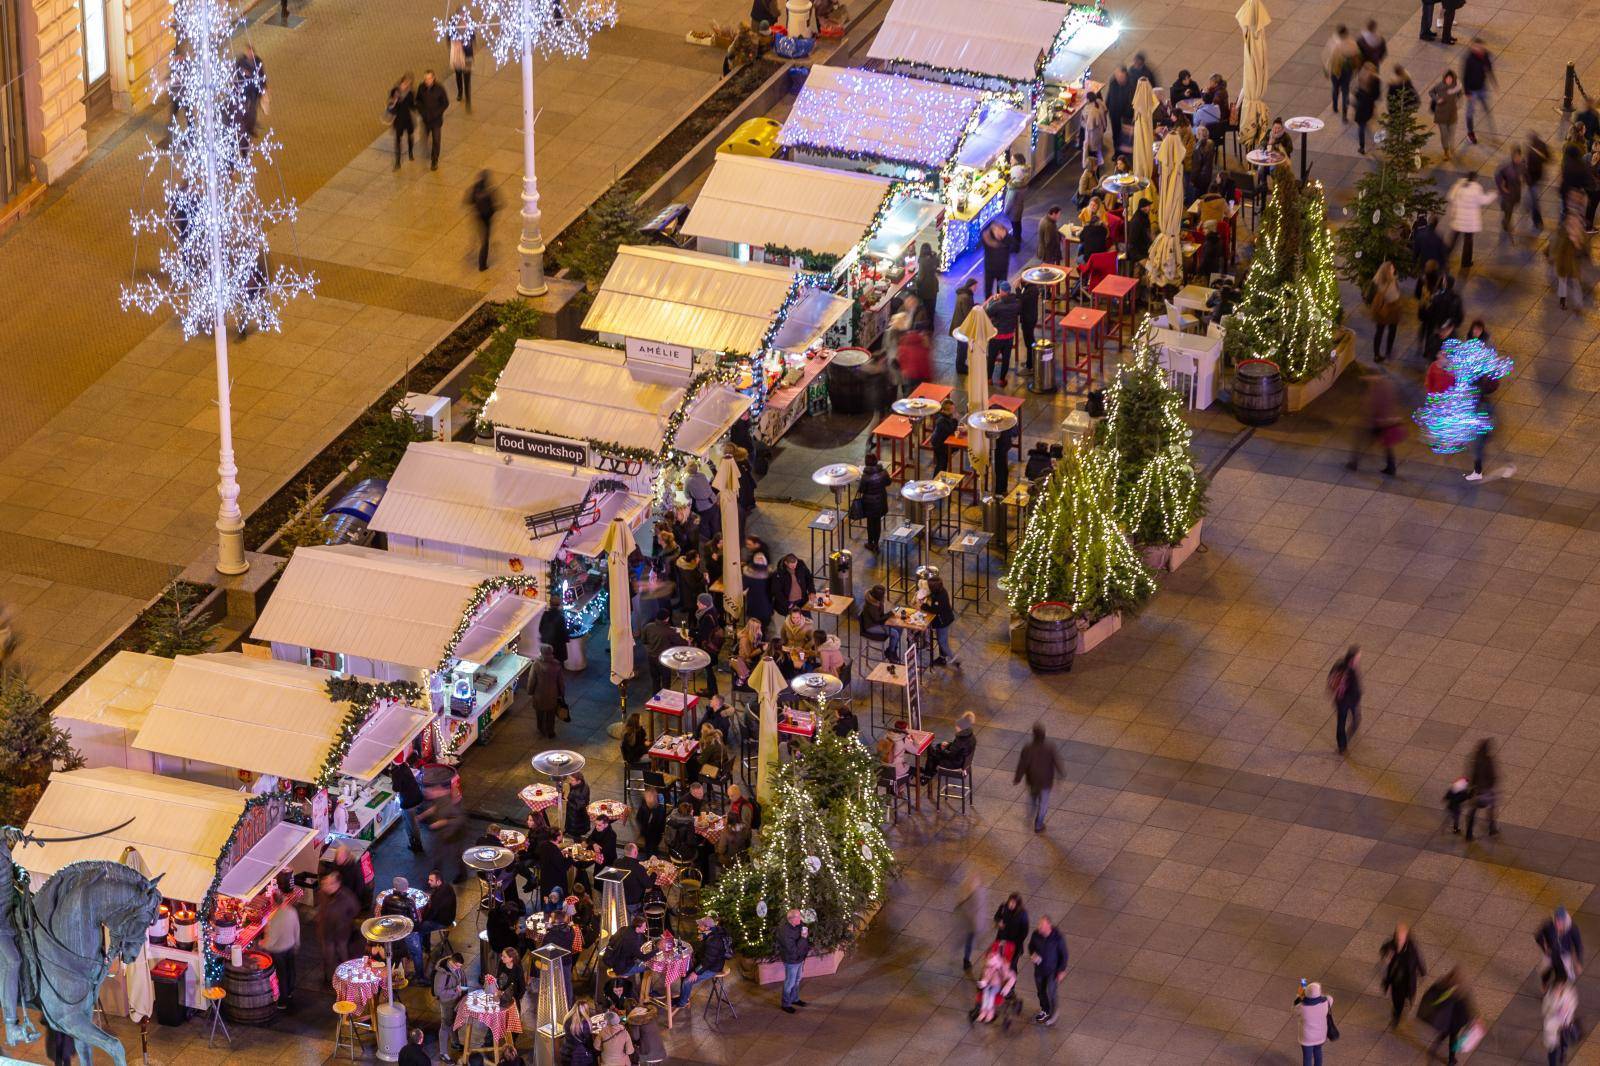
[[968, 940, 1023, 1030]]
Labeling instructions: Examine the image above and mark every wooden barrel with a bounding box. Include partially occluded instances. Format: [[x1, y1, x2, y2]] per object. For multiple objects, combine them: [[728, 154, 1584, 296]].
[[222, 949, 278, 1025], [1233, 359, 1285, 426], [1026, 602, 1076, 673]]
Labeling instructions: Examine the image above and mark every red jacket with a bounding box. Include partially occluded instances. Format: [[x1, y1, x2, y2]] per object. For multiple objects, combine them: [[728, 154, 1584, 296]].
[[1424, 361, 1456, 394], [896, 329, 932, 382]]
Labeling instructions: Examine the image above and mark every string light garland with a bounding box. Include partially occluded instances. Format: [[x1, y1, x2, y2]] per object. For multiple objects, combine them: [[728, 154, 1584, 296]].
[[316, 678, 426, 790], [1414, 338, 1512, 453], [779, 67, 980, 169], [1097, 320, 1208, 545], [762, 243, 841, 272], [437, 574, 542, 673], [197, 792, 285, 984], [437, 0, 617, 64]]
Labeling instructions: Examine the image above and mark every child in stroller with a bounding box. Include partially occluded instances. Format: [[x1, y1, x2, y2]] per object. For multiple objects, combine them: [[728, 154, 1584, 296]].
[[970, 940, 1020, 1026]]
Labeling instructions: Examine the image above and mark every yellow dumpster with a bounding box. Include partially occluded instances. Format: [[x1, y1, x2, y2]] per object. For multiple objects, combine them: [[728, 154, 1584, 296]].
[[718, 117, 783, 157]]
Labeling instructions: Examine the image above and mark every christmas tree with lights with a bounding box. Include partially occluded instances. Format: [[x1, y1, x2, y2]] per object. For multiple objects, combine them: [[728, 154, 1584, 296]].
[[707, 731, 894, 958], [1335, 97, 1446, 287], [1098, 322, 1208, 546], [1222, 172, 1343, 383], [1003, 440, 1155, 621]]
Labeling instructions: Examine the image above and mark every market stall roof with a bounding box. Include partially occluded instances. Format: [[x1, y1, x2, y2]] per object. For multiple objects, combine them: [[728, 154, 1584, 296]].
[[770, 287, 855, 353], [22, 767, 253, 902], [681, 155, 895, 258], [583, 246, 803, 355], [371, 441, 649, 561], [865, 195, 945, 259], [778, 65, 983, 169], [52, 651, 174, 733], [482, 340, 752, 457], [953, 104, 1032, 168], [1043, 19, 1119, 84], [132, 654, 432, 784], [252, 545, 543, 673], [867, 0, 1070, 82]]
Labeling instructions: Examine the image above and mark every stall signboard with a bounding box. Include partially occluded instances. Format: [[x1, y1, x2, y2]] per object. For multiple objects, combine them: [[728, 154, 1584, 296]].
[[216, 793, 288, 883], [493, 427, 592, 466], [625, 337, 695, 384]]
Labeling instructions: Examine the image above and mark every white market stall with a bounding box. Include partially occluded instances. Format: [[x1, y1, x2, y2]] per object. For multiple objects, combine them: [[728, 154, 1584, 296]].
[[372, 438, 650, 645], [130, 653, 433, 846], [51, 651, 174, 773], [776, 65, 1033, 267], [21, 766, 316, 1011], [680, 154, 944, 352], [251, 544, 544, 762], [581, 245, 850, 444]]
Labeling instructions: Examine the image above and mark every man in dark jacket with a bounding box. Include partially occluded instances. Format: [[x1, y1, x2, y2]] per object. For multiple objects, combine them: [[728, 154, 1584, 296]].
[[775, 909, 811, 1013], [1380, 923, 1426, 1026], [1104, 67, 1134, 152], [674, 916, 734, 1008], [467, 170, 499, 271], [398, 1028, 431, 1066], [1017, 280, 1040, 371], [635, 788, 668, 859], [1076, 213, 1109, 262], [641, 607, 679, 691], [587, 815, 619, 870], [389, 758, 426, 852], [601, 915, 652, 1005], [1411, 215, 1447, 290], [1027, 917, 1068, 1025], [1536, 906, 1583, 985], [1126, 200, 1154, 267], [614, 843, 649, 916], [985, 283, 1021, 385], [315, 872, 359, 980], [768, 553, 814, 615], [922, 711, 977, 782], [1460, 39, 1495, 137], [1013, 723, 1062, 832], [415, 70, 450, 169], [856, 452, 892, 551], [981, 219, 1012, 296], [418, 869, 456, 961], [1525, 134, 1551, 229]]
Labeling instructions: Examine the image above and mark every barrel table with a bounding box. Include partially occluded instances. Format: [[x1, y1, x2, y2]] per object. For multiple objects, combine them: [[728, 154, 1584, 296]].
[[1232, 359, 1285, 426], [1026, 602, 1076, 673], [222, 949, 278, 1024]]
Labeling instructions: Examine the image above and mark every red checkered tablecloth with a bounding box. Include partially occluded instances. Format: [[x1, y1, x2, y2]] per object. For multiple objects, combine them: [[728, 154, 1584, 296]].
[[641, 858, 679, 886], [453, 989, 523, 1040], [331, 959, 382, 1010], [588, 800, 629, 823], [650, 941, 694, 986], [693, 814, 726, 846], [519, 784, 561, 812]]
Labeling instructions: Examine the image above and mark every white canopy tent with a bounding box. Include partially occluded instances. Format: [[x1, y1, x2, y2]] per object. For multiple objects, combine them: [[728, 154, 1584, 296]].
[[51, 651, 174, 772], [252, 545, 543, 680], [868, 0, 1071, 84], [682, 155, 895, 262], [131, 653, 432, 785], [372, 441, 651, 570], [778, 65, 984, 172]]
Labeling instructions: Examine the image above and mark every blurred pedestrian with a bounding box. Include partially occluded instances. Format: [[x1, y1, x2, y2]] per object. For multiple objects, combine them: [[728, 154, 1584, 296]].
[[1419, 969, 1477, 1065], [233, 44, 266, 144], [1535, 905, 1583, 985], [981, 219, 1011, 297], [913, 242, 939, 330], [1326, 646, 1362, 754], [448, 9, 475, 109], [387, 74, 415, 170], [951, 278, 977, 375], [1463, 374, 1508, 481], [1380, 924, 1426, 1027], [1429, 71, 1463, 159], [415, 70, 450, 170], [1357, 19, 1387, 68], [1347, 366, 1403, 476], [1465, 738, 1498, 838], [1006, 153, 1028, 252], [1323, 25, 1359, 119], [1495, 146, 1523, 233], [1460, 39, 1495, 142], [1527, 133, 1552, 229], [956, 871, 988, 972], [529, 644, 564, 739], [1013, 724, 1062, 833], [1551, 210, 1586, 310], [466, 171, 498, 272], [1353, 62, 1381, 154], [1446, 173, 1492, 270], [1544, 977, 1579, 1065]]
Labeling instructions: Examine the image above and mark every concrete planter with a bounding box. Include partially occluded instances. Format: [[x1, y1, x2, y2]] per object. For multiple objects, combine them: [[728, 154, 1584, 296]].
[[753, 949, 844, 985], [1285, 329, 1356, 412], [1140, 519, 1204, 572], [1075, 612, 1122, 654]]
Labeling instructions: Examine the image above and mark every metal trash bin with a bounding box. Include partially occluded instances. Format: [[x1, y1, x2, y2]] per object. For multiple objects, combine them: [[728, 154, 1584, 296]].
[[1030, 338, 1058, 394], [827, 549, 853, 598]]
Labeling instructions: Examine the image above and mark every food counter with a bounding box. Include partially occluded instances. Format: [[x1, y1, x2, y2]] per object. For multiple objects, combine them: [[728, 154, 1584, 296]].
[[432, 649, 530, 759], [1032, 79, 1104, 172], [758, 350, 837, 443], [145, 884, 303, 1011], [942, 170, 1009, 265], [855, 258, 918, 351]]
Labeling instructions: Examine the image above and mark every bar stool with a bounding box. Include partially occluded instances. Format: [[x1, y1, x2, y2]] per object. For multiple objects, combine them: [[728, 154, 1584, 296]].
[[676, 876, 703, 919], [623, 761, 648, 804], [203, 986, 229, 1047], [643, 901, 669, 938], [934, 756, 977, 814], [332, 1000, 362, 1061], [876, 766, 912, 824], [703, 967, 738, 1023]]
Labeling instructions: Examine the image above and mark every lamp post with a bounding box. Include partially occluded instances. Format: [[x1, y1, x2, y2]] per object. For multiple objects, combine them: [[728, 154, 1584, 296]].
[[441, 0, 617, 297]]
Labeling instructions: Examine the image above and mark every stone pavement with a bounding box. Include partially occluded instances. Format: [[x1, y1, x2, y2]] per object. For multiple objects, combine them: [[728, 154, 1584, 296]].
[[0, 0, 744, 696]]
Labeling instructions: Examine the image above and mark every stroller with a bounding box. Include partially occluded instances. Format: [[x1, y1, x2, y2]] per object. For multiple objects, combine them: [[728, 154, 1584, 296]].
[[968, 940, 1024, 1030]]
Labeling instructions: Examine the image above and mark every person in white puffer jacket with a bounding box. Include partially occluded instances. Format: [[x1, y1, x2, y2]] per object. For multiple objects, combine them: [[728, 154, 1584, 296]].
[[1447, 175, 1496, 270]]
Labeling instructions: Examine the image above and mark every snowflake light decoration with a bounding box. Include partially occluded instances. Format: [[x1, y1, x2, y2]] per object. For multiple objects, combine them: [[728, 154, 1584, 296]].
[[438, 0, 617, 65], [122, 0, 313, 335]]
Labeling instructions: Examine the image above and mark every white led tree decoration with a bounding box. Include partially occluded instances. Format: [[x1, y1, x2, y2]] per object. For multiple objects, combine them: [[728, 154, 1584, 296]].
[[439, 0, 617, 297], [123, 0, 313, 575]]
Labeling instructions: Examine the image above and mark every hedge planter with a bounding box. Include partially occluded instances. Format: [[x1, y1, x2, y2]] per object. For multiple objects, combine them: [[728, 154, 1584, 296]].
[[1076, 612, 1122, 654], [754, 949, 844, 985], [1285, 328, 1356, 412], [1140, 519, 1204, 573]]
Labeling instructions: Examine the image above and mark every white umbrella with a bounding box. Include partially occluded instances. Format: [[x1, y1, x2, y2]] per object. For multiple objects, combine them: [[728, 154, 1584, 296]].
[[1132, 78, 1157, 182], [713, 456, 743, 620], [122, 849, 155, 1023], [1237, 0, 1273, 150], [1146, 131, 1188, 287], [958, 304, 996, 473], [599, 517, 637, 687], [751, 656, 785, 806]]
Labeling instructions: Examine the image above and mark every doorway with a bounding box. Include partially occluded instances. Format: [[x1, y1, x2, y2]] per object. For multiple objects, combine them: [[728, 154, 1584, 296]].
[[80, 0, 111, 118]]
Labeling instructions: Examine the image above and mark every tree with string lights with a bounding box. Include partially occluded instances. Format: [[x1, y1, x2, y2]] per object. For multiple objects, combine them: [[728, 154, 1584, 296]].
[[439, 0, 617, 297], [122, 0, 313, 575]]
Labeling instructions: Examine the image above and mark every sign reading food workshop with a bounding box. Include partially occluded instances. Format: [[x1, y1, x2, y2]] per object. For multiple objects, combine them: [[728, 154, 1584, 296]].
[[493, 427, 591, 466]]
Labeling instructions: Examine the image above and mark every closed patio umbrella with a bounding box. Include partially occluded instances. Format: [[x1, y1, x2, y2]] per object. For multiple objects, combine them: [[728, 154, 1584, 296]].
[[713, 455, 744, 620], [958, 303, 995, 473], [1237, 0, 1272, 150], [1132, 78, 1157, 182], [751, 655, 785, 806], [599, 517, 637, 687], [1146, 131, 1188, 287]]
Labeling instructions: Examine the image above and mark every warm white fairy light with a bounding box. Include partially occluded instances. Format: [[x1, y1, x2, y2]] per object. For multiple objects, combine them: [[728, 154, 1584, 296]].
[[438, 0, 617, 66], [122, 0, 313, 336]]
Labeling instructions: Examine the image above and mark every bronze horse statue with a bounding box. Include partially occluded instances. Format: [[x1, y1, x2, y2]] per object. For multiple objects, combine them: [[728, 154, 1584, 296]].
[[3, 826, 164, 1066]]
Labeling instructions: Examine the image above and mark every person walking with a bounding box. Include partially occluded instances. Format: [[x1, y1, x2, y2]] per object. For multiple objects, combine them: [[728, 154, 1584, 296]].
[[466, 171, 499, 272], [981, 219, 1012, 297], [913, 242, 939, 331], [315, 871, 358, 980], [1323, 26, 1359, 119], [529, 644, 565, 739], [1357, 19, 1387, 69], [1419, 970, 1476, 1065], [387, 75, 416, 170], [1544, 977, 1579, 1066], [1327, 646, 1362, 754], [1105, 67, 1134, 155], [956, 872, 988, 972], [1464, 374, 1509, 480], [1079, 90, 1109, 169], [775, 909, 811, 1013], [388, 757, 426, 853], [1013, 724, 1062, 833], [1465, 738, 1498, 839], [1027, 917, 1068, 1026], [993, 893, 1029, 959], [1005, 153, 1028, 253], [1446, 173, 1492, 270], [1347, 366, 1403, 476], [1353, 62, 1381, 155], [950, 278, 977, 374], [1526, 133, 1552, 230], [1293, 981, 1334, 1066], [856, 452, 892, 552], [258, 889, 301, 1009], [1460, 40, 1495, 142], [1379, 924, 1426, 1027], [233, 45, 266, 145], [448, 10, 474, 110], [415, 70, 450, 170], [1535, 905, 1584, 985], [1429, 72, 1463, 160], [1363, 260, 1402, 362], [1551, 210, 1586, 310], [1495, 145, 1524, 233]]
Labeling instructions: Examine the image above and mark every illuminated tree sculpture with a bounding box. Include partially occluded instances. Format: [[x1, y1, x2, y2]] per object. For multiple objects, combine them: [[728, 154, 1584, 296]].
[[123, 0, 313, 575], [440, 0, 617, 297]]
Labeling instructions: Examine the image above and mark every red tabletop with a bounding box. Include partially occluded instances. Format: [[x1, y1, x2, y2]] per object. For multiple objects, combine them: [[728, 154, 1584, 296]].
[[777, 711, 819, 739], [1091, 275, 1139, 300], [1062, 307, 1107, 331], [872, 415, 913, 440], [647, 735, 698, 763], [905, 728, 935, 755], [645, 690, 699, 717], [909, 383, 954, 402], [987, 394, 1024, 413]]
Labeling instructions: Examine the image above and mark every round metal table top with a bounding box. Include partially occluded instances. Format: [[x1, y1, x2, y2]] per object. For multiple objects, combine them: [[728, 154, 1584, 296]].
[[966, 409, 1019, 434], [1285, 116, 1325, 133], [891, 397, 941, 420], [659, 645, 712, 672], [462, 845, 515, 871], [790, 672, 844, 700], [1100, 173, 1150, 196], [811, 463, 863, 487], [901, 479, 953, 503], [361, 915, 415, 943], [1020, 265, 1069, 287], [531, 750, 588, 778]]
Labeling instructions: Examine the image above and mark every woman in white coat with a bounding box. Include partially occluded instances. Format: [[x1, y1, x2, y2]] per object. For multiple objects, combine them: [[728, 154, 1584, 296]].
[[1446, 175, 1495, 270]]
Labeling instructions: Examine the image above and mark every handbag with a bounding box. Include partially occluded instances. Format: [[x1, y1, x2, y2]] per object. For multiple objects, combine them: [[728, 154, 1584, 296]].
[[848, 496, 866, 520], [556, 697, 571, 722], [1326, 1013, 1340, 1041]]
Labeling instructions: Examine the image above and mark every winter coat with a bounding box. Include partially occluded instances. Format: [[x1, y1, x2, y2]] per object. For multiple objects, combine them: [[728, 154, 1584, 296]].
[[1446, 179, 1493, 233], [950, 289, 976, 338], [924, 585, 955, 628], [981, 225, 1011, 278], [857, 465, 891, 517], [1295, 994, 1332, 1046], [1381, 937, 1427, 996], [1353, 73, 1380, 124], [1365, 271, 1402, 326], [775, 920, 811, 963], [1495, 159, 1523, 205], [1036, 214, 1064, 264], [388, 87, 416, 132], [742, 567, 774, 626], [415, 80, 450, 126], [529, 656, 564, 713], [896, 329, 933, 383], [1013, 735, 1061, 793], [1028, 928, 1069, 976], [994, 902, 1029, 948], [1551, 217, 1584, 279], [1430, 81, 1462, 127]]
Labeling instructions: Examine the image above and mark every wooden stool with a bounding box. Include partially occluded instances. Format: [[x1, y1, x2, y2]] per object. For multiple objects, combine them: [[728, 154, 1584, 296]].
[[332, 1000, 361, 1061], [703, 966, 738, 1024], [203, 986, 229, 1047]]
